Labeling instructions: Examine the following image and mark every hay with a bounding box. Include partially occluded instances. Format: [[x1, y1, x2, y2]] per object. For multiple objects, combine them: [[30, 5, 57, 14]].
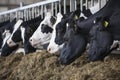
[[0, 50, 120, 80]]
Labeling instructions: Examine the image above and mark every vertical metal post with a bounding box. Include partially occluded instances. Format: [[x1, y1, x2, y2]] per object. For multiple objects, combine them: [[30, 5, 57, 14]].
[[91, 0, 94, 7], [28, 8, 31, 20], [51, 2, 54, 16], [32, 7, 34, 19], [34, 7, 36, 18], [55, 2, 58, 16], [41, 5, 44, 19], [86, 0, 88, 9], [20, 2, 24, 19], [59, 0, 61, 13], [80, 0, 83, 11], [98, 0, 101, 9], [26, 9, 29, 21], [24, 10, 26, 21], [75, 0, 77, 10], [70, 0, 74, 12], [37, 6, 40, 16], [64, 0, 66, 14]]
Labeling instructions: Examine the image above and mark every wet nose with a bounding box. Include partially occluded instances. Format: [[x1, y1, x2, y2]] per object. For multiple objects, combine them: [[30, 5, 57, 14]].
[[8, 41, 12, 44], [48, 47, 51, 52], [29, 38, 34, 43]]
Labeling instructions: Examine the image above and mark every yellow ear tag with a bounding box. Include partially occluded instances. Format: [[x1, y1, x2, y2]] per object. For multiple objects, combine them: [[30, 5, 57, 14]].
[[74, 15, 78, 20], [104, 21, 109, 28]]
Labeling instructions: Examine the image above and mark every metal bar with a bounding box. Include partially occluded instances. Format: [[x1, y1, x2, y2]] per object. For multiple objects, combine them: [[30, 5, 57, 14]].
[[0, 0, 59, 16], [32, 7, 34, 19], [70, 0, 75, 12], [34, 7, 37, 18], [37, 6, 40, 16], [70, 0, 72, 12], [41, 5, 44, 19], [55, 3, 57, 15], [98, 0, 101, 9], [51, 2, 54, 16], [64, 0, 66, 14], [80, 0, 83, 11], [75, 0, 77, 10], [91, 0, 94, 7], [59, 0, 61, 13], [86, 0, 88, 9]]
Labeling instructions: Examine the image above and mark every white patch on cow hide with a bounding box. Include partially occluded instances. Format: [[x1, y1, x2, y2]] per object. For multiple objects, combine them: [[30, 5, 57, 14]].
[[29, 12, 55, 48]]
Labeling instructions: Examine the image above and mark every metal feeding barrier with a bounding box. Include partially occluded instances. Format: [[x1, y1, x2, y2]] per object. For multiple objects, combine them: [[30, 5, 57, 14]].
[[0, 0, 108, 23]]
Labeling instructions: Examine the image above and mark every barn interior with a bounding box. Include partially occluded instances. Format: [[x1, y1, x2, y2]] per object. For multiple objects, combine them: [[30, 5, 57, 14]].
[[0, 0, 120, 80]]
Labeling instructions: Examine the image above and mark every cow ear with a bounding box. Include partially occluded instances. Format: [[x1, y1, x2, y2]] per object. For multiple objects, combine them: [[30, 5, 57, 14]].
[[50, 16, 56, 25], [104, 21, 109, 28]]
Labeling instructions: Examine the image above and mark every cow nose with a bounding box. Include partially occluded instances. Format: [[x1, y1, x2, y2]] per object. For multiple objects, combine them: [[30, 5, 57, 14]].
[[48, 48, 51, 52], [29, 38, 34, 43], [8, 41, 12, 45]]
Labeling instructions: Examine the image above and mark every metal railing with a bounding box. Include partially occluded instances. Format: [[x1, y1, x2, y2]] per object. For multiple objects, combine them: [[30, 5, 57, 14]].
[[0, 0, 61, 22], [0, 0, 108, 23]]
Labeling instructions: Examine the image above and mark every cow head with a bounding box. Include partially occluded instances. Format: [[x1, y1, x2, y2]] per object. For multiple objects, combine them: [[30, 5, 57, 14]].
[[29, 12, 55, 48], [88, 17, 113, 61], [47, 13, 65, 54], [6, 19, 23, 47], [47, 11, 80, 54], [59, 13, 87, 65], [1, 19, 23, 56]]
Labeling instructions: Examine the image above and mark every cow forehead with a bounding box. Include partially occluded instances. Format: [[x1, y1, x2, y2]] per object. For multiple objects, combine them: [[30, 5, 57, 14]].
[[53, 13, 63, 30]]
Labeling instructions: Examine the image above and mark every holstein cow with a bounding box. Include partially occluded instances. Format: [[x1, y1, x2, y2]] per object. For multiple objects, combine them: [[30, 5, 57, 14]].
[[1, 19, 23, 56], [20, 15, 42, 53], [29, 12, 56, 49], [59, 12, 87, 65], [88, 17, 119, 61], [1, 15, 42, 56], [47, 11, 78, 54], [47, 2, 101, 54], [0, 18, 16, 49], [76, 0, 120, 61]]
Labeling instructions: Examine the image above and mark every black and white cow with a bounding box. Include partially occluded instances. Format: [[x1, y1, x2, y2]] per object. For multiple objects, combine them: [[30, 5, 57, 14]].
[[47, 2, 101, 54], [88, 17, 120, 61], [59, 13, 87, 64], [1, 19, 23, 56], [29, 12, 56, 49], [20, 15, 42, 54], [0, 18, 16, 49], [1, 15, 42, 56], [75, 0, 120, 61]]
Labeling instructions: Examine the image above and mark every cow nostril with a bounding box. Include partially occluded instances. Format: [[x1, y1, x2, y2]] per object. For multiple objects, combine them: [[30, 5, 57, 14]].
[[48, 48, 51, 51], [30, 39, 32, 42], [9, 41, 12, 44]]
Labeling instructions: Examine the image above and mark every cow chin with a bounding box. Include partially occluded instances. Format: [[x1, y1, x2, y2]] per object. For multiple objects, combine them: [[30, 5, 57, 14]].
[[59, 48, 73, 65], [48, 47, 61, 54], [1, 43, 19, 56], [88, 46, 109, 61]]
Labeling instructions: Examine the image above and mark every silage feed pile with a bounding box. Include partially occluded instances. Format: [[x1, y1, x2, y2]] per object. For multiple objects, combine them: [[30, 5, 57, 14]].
[[0, 50, 120, 80]]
